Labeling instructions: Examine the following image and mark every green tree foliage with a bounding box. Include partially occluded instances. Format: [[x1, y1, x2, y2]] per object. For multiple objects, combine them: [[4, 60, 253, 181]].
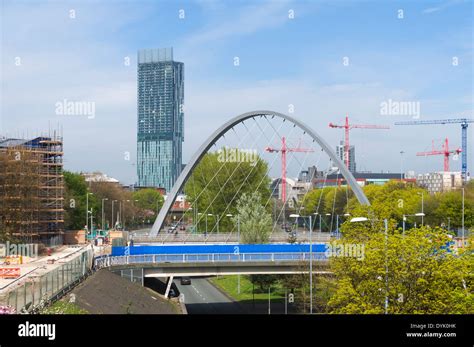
[[248, 274, 280, 292], [234, 191, 272, 244], [132, 188, 164, 216], [64, 171, 162, 231], [63, 171, 99, 230], [184, 149, 271, 233], [343, 180, 473, 231], [328, 224, 473, 314], [302, 186, 353, 231]]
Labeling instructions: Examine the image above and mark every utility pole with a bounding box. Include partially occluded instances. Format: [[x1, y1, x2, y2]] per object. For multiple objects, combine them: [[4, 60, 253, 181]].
[[268, 287, 271, 315], [86, 192, 93, 232], [309, 214, 313, 314], [384, 219, 388, 315], [462, 187, 465, 246], [102, 198, 108, 230]]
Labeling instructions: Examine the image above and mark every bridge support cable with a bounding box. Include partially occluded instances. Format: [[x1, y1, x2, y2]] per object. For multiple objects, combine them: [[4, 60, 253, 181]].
[[150, 111, 370, 237], [201, 117, 277, 236], [159, 118, 262, 241], [255, 116, 326, 237], [204, 116, 298, 237]]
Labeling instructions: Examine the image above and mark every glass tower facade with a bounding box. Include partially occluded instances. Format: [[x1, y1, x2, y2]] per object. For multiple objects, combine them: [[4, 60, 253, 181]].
[[336, 141, 356, 173], [137, 48, 184, 191]]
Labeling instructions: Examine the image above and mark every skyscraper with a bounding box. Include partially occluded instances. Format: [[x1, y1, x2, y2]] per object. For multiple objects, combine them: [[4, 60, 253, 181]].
[[336, 141, 356, 173], [137, 48, 184, 191]]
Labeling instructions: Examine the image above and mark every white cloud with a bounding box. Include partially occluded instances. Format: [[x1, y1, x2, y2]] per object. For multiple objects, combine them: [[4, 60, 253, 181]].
[[182, 0, 291, 47]]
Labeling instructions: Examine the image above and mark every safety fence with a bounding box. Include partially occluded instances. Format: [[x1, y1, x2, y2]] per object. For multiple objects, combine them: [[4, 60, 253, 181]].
[[0, 247, 94, 313], [95, 252, 328, 269]]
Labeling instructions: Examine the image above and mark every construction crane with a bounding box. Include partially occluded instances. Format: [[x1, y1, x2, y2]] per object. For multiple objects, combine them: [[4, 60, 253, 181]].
[[265, 137, 314, 203], [395, 118, 473, 181], [416, 138, 461, 172], [329, 115, 390, 170]]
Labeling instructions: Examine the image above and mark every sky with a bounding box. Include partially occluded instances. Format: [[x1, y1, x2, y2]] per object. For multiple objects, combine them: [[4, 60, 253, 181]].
[[1, 0, 473, 185]]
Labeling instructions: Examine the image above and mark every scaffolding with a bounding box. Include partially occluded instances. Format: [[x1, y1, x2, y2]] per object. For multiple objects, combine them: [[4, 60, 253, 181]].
[[0, 133, 64, 244]]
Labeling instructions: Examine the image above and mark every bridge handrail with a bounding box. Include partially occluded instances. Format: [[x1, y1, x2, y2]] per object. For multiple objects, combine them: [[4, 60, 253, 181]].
[[94, 252, 327, 269]]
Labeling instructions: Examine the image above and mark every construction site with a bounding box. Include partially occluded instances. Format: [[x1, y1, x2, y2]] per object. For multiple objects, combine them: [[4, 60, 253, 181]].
[[0, 133, 64, 244]]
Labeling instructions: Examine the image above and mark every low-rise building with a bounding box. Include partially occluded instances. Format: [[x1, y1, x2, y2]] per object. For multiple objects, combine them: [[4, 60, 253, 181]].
[[416, 172, 463, 194]]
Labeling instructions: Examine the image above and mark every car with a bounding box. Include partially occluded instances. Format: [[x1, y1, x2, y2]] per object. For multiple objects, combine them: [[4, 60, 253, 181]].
[[179, 225, 186, 231], [180, 277, 191, 285], [168, 224, 178, 233]]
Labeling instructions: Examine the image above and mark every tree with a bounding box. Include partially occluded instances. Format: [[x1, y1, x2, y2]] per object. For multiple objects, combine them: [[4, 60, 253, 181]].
[[328, 224, 473, 314], [233, 191, 272, 244], [132, 188, 164, 217], [184, 150, 271, 233], [248, 274, 280, 292], [63, 171, 90, 230]]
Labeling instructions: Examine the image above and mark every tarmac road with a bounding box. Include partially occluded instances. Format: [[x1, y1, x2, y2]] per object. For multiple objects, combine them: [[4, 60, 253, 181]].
[[174, 277, 244, 314]]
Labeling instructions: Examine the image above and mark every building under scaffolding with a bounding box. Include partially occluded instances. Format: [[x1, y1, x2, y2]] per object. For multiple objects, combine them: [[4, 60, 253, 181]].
[[0, 134, 64, 244]]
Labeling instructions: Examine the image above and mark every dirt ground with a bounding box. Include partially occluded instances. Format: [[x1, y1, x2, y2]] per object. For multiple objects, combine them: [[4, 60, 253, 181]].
[[69, 269, 180, 314]]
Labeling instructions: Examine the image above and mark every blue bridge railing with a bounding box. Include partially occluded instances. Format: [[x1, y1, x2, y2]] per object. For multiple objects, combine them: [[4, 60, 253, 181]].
[[95, 252, 328, 268]]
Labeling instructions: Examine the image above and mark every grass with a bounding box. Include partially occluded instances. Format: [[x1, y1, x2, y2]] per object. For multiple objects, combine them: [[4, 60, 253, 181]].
[[42, 300, 88, 314], [210, 275, 285, 302]]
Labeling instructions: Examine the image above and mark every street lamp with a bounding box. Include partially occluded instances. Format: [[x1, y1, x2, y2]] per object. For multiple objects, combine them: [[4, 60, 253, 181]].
[[226, 214, 239, 242], [122, 200, 130, 230], [101, 198, 108, 231], [198, 212, 203, 234], [417, 192, 424, 226], [86, 192, 93, 232], [111, 200, 118, 230], [402, 213, 425, 234], [88, 208, 94, 237], [207, 214, 214, 234], [313, 212, 322, 233], [290, 213, 313, 314], [351, 216, 388, 314], [335, 213, 350, 239], [462, 187, 465, 246]]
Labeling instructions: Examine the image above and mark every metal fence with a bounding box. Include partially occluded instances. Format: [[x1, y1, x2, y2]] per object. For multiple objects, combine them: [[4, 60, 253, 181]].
[[95, 252, 327, 268], [1, 247, 93, 313]]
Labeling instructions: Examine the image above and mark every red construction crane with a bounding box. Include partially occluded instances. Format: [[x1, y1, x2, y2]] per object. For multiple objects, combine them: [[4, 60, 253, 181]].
[[265, 137, 314, 203], [416, 138, 461, 172], [329, 115, 390, 170]]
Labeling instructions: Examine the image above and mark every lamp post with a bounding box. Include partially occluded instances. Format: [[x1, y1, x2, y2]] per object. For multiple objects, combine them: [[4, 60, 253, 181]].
[[86, 192, 93, 232], [351, 216, 388, 314], [111, 200, 117, 230], [417, 192, 424, 226], [402, 213, 425, 234], [227, 213, 240, 293], [198, 213, 203, 234], [325, 213, 330, 233], [88, 208, 94, 237], [206, 214, 213, 234], [132, 199, 138, 228], [290, 213, 313, 314], [462, 187, 465, 246], [122, 200, 130, 230], [335, 213, 350, 239], [101, 198, 108, 231], [313, 212, 322, 234]]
